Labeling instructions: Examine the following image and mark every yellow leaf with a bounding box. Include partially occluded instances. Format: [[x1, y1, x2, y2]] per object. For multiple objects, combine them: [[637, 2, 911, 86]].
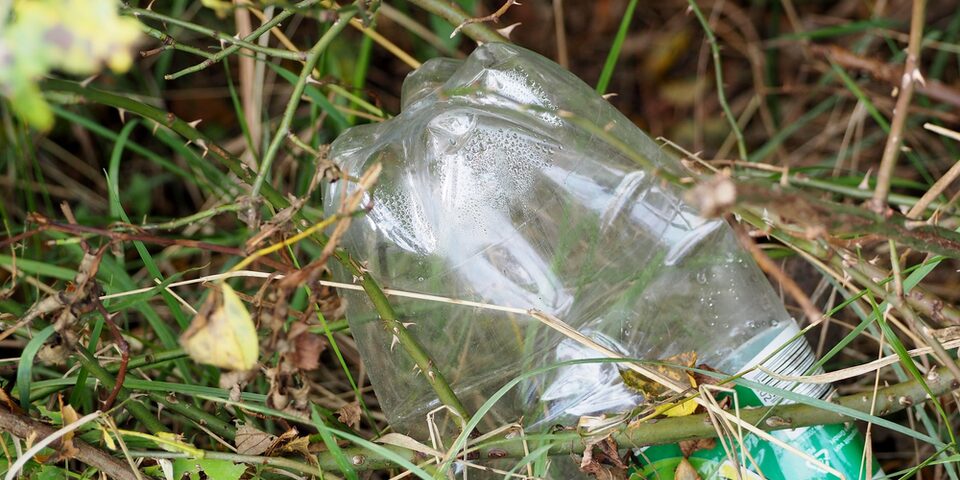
[[100, 425, 116, 450], [661, 396, 698, 417], [180, 283, 259, 371]]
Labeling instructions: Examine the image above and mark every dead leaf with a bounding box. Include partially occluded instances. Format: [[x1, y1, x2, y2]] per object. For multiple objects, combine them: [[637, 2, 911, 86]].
[[336, 402, 361, 429], [675, 458, 702, 480], [264, 428, 299, 456], [54, 396, 81, 461], [579, 436, 627, 480], [235, 425, 277, 455], [679, 438, 716, 457], [291, 332, 326, 371], [279, 435, 314, 464], [37, 343, 70, 366], [691, 363, 722, 388], [0, 385, 22, 413]]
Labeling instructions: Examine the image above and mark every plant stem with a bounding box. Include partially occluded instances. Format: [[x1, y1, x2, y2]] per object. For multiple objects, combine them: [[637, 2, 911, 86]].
[[44, 77, 474, 430], [138, 24, 215, 59], [687, 0, 749, 161], [73, 348, 167, 434], [250, 8, 354, 200], [0, 408, 138, 480], [134, 0, 323, 81], [128, 358, 960, 473], [129, 7, 307, 63], [76, 346, 236, 440], [871, 0, 927, 211], [404, 0, 508, 44]]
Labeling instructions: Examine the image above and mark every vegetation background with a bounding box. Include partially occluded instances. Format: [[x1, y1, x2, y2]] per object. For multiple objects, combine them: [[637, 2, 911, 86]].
[[3, 0, 960, 478]]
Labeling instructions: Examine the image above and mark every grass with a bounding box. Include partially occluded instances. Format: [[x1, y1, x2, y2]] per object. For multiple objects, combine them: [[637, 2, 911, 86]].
[[3, 0, 960, 479]]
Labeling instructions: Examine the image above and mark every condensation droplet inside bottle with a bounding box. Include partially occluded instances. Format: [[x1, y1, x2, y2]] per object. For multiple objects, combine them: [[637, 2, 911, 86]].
[[696, 271, 708, 284]]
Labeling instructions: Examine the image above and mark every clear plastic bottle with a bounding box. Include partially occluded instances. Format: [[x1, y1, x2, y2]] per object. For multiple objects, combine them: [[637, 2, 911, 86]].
[[326, 43, 871, 479]]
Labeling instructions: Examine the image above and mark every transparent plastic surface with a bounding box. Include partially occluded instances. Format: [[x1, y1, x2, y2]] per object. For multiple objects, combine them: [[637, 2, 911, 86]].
[[326, 44, 799, 434]]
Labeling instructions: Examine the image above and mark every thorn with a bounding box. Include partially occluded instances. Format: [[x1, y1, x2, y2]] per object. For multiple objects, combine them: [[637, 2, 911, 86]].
[[117, 108, 126, 124], [858, 168, 872, 190], [912, 68, 926, 87], [496, 22, 521, 39], [601, 93, 618, 100], [80, 75, 98, 87], [151, 121, 160, 135], [402, 322, 415, 328], [146, 0, 155, 10], [195, 139, 209, 157], [188, 119, 202, 128], [390, 334, 399, 351]]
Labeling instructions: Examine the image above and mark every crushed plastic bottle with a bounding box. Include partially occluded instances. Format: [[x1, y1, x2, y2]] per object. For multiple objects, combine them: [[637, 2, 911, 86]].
[[325, 43, 874, 479]]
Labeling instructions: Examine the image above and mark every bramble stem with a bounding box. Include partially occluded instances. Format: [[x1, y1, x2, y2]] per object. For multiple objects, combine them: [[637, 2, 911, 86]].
[[129, 358, 960, 474], [249, 8, 353, 200], [403, 0, 508, 44], [45, 75, 474, 431]]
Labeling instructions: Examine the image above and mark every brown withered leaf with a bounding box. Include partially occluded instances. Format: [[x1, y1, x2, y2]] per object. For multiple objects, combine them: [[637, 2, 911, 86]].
[[679, 438, 716, 457], [37, 343, 70, 366], [0, 385, 22, 413], [235, 424, 277, 455], [675, 458, 702, 480], [53, 396, 81, 462], [264, 428, 300, 456], [621, 351, 697, 399], [337, 402, 361, 429], [691, 362, 722, 388], [291, 332, 326, 371], [279, 436, 315, 465], [579, 436, 627, 480]]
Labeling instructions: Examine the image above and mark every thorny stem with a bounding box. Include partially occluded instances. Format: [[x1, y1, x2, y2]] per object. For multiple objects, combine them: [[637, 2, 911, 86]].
[[73, 348, 167, 434], [44, 78, 475, 429], [840, 253, 960, 386], [404, 0, 508, 44], [73, 347, 239, 440], [0, 408, 138, 480], [871, 0, 927, 211], [128, 7, 308, 64], [125, 359, 960, 474], [90, 286, 129, 411], [137, 24, 215, 59], [140, 0, 323, 81], [1, 214, 292, 273], [687, 0, 749, 162], [250, 8, 354, 201]]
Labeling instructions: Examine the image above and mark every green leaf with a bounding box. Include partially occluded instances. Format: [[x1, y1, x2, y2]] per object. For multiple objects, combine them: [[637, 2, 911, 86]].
[[172, 458, 246, 480]]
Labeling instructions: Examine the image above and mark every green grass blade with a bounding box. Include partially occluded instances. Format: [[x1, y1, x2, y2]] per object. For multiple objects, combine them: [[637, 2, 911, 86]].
[[595, 0, 637, 94]]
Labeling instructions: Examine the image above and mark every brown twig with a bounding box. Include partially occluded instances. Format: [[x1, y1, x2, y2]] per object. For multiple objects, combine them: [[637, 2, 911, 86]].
[[810, 44, 960, 110], [1, 213, 292, 273], [870, 0, 927, 212], [0, 407, 138, 480], [450, 0, 518, 39], [90, 284, 129, 411]]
